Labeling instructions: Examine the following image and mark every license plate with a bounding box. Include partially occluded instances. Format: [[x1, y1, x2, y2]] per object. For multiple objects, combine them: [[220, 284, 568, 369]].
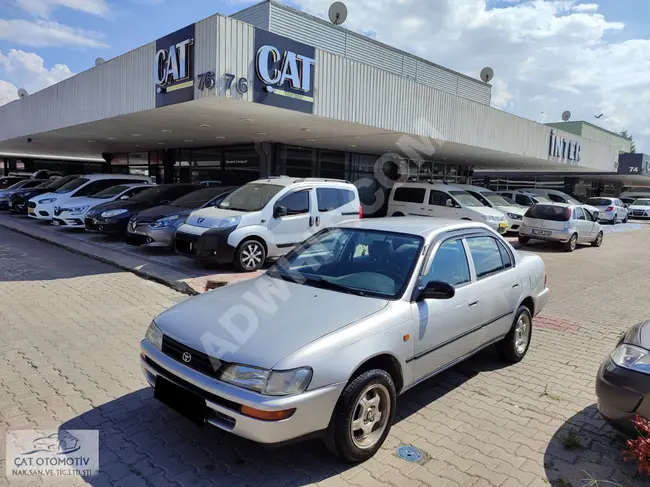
[[532, 229, 551, 236], [154, 376, 205, 425], [52, 220, 60, 226], [28, 208, 35, 215], [498, 223, 507, 228]]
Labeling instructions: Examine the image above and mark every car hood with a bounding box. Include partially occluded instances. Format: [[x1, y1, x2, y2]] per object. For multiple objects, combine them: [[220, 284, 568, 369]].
[[468, 205, 506, 217], [134, 205, 193, 221], [11, 187, 49, 197], [56, 196, 114, 210], [87, 199, 154, 216], [154, 276, 389, 369], [495, 205, 525, 216], [32, 191, 58, 203], [186, 206, 247, 228], [629, 205, 650, 211]]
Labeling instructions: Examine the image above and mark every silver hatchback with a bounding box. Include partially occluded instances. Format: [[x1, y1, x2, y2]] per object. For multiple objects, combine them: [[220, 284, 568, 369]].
[[141, 218, 549, 462]]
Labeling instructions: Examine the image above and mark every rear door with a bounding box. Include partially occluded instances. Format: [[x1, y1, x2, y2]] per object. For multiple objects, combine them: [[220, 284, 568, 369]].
[[314, 187, 357, 229], [391, 187, 427, 216]]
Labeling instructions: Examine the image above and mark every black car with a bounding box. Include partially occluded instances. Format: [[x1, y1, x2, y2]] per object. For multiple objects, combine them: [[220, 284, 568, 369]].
[[0, 179, 49, 210], [126, 186, 235, 248], [9, 175, 81, 214], [85, 184, 203, 236], [596, 320, 650, 433], [0, 176, 27, 189]]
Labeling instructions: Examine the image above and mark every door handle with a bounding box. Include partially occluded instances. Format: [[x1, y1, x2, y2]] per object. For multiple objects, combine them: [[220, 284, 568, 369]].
[[512, 283, 520, 288], [309, 216, 314, 227], [468, 300, 480, 307], [315, 216, 320, 226]]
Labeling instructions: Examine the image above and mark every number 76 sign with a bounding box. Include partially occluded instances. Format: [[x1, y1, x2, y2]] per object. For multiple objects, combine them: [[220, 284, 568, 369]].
[[197, 71, 248, 95]]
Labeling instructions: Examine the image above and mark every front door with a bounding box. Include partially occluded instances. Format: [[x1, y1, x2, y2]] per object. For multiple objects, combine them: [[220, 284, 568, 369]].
[[427, 190, 461, 219], [410, 237, 482, 382], [572, 206, 591, 242], [269, 189, 315, 255]]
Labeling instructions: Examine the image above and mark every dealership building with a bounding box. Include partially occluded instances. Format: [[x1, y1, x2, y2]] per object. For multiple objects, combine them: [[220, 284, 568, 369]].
[[0, 0, 646, 214]]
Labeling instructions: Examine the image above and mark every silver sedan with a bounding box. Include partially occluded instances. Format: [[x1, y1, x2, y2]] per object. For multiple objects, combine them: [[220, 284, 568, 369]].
[[141, 218, 549, 462]]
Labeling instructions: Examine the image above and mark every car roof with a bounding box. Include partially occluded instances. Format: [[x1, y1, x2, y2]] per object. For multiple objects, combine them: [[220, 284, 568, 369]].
[[393, 181, 468, 192], [250, 176, 355, 188], [338, 217, 494, 238], [453, 184, 496, 192], [78, 174, 151, 181]]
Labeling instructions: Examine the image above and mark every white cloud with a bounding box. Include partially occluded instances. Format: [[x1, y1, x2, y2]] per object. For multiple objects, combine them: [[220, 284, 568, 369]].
[[17, 0, 109, 18], [287, 0, 649, 150], [0, 18, 107, 48], [0, 49, 74, 104]]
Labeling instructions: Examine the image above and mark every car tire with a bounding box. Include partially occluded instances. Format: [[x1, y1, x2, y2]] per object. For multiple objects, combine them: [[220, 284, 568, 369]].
[[623, 215, 628, 224], [563, 233, 578, 252], [496, 305, 532, 363], [325, 369, 396, 463], [591, 231, 604, 247], [234, 239, 266, 272], [392, 212, 404, 217], [612, 214, 617, 225], [518, 236, 530, 245]]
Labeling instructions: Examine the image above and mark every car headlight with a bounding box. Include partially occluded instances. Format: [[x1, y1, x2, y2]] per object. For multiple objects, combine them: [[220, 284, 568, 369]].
[[507, 213, 523, 220], [220, 364, 312, 396], [38, 197, 56, 204], [150, 215, 179, 228], [213, 216, 241, 229], [100, 209, 128, 218], [145, 321, 163, 351], [62, 205, 89, 215], [611, 344, 650, 375]]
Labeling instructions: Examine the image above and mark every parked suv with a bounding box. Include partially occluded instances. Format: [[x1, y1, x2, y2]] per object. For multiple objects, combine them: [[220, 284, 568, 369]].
[[175, 177, 362, 271], [584, 197, 628, 224], [518, 203, 603, 252], [454, 184, 526, 232], [28, 174, 151, 221], [387, 182, 508, 234]]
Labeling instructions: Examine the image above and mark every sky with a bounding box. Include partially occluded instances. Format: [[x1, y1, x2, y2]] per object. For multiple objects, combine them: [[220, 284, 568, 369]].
[[0, 0, 649, 151]]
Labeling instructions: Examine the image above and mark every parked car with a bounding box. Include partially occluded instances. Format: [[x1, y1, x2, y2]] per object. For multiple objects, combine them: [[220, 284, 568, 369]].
[[496, 190, 553, 208], [518, 203, 603, 252], [0, 176, 27, 189], [85, 184, 203, 236], [388, 182, 508, 234], [28, 174, 151, 221], [32, 169, 64, 179], [141, 218, 548, 461], [175, 177, 361, 272], [0, 179, 49, 210], [628, 198, 650, 219], [620, 197, 637, 207], [9, 175, 80, 214], [126, 186, 235, 248], [584, 197, 628, 224], [454, 184, 526, 232], [51, 184, 152, 228], [596, 320, 650, 433], [525, 188, 581, 205]]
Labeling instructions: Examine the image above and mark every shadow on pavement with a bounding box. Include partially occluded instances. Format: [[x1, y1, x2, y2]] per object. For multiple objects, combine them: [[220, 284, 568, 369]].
[[542, 404, 650, 487]]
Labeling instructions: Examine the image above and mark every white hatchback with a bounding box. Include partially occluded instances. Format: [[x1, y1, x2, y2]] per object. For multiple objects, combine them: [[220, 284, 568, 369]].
[[387, 182, 509, 234]]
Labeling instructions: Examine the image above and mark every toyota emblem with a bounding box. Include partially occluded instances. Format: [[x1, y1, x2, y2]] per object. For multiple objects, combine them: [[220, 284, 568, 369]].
[[182, 352, 192, 363]]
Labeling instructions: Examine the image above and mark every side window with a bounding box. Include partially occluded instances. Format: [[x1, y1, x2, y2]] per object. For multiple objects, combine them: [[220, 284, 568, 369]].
[[584, 208, 596, 222], [497, 241, 513, 269], [276, 190, 310, 215], [500, 192, 512, 199], [466, 236, 505, 279], [125, 187, 148, 198], [515, 194, 532, 206], [422, 239, 470, 287], [339, 189, 356, 206], [469, 191, 488, 206], [548, 194, 563, 203], [72, 181, 100, 197], [429, 190, 449, 206], [317, 188, 340, 212], [393, 187, 426, 204], [574, 207, 585, 220]]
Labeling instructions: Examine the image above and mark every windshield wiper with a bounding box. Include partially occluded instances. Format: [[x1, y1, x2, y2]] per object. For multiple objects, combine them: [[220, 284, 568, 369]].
[[302, 277, 370, 297]]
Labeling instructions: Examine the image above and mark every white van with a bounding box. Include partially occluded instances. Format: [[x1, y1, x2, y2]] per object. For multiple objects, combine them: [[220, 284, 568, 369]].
[[454, 184, 526, 232], [175, 176, 362, 271], [28, 174, 152, 221], [387, 182, 508, 233]]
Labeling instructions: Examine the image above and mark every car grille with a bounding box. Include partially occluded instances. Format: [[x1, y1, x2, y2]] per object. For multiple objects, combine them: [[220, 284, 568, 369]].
[[632, 210, 647, 217], [175, 232, 198, 256], [161, 335, 226, 379]]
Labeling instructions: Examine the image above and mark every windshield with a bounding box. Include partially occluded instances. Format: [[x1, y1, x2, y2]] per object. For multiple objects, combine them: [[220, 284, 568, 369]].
[[585, 198, 612, 206], [6, 180, 30, 190], [55, 177, 89, 194], [449, 191, 483, 207], [127, 186, 171, 202], [268, 228, 424, 299], [171, 188, 229, 209], [218, 183, 283, 212], [481, 192, 511, 207], [43, 175, 77, 190], [634, 199, 650, 206], [90, 185, 132, 199]]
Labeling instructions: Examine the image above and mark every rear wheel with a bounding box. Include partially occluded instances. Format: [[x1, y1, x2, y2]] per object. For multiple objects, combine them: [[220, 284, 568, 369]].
[[592, 231, 603, 247], [325, 369, 396, 463], [496, 305, 532, 363], [518, 236, 530, 245], [612, 214, 617, 224], [234, 239, 266, 272], [563, 233, 578, 252]]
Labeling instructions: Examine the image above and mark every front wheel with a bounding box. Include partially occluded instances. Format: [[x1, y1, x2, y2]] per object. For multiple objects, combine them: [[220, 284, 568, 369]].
[[592, 231, 603, 247], [496, 305, 532, 363], [234, 239, 266, 272], [518, 236, 530, 245], [563, 233, 578, 252], [325, 369, 396, 463]]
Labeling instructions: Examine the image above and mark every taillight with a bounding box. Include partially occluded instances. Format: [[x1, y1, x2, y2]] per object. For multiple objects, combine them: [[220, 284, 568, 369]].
[[358, 206, 363, 219], [606, 206, 614, 211], [566, 208, 572, 219]]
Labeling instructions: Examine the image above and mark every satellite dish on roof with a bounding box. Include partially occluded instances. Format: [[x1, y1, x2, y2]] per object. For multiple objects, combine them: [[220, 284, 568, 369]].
[[480, 67, 494, 83], [562, 110, 572, 122], [328, 2, 348, 25], [95, 57, 105, 66], [17, 88, 28, 99]]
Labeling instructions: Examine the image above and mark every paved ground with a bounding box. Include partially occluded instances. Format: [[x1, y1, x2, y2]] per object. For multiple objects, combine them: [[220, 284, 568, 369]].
[[2, 223, 650, 486]]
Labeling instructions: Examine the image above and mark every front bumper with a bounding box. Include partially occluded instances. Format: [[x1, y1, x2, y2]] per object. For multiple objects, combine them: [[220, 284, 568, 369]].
[[175, 228, 237, 264], [504, 216, 523, 232], [596, 356, 650, 432], [126, 225, 175, 248], [52, 213, 86, 228], [9, 199, 28, 214], [84, 216, 130, 235], [486, 221, 508, 234], [518, 227, 572, 243], [28, 203, 54, 220], [140, 339, 344, 444]]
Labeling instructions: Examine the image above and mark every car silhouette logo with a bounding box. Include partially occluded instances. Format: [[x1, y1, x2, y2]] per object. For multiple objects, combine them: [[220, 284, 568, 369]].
[[197, 218, 205, 224], [182, 352, 192, 363]]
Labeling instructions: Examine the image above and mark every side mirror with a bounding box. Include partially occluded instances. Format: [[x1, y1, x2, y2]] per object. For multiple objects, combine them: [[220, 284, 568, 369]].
[[445, 199, 454, 208], [418, 281, 455, 301], [274, 205, 288, 218]]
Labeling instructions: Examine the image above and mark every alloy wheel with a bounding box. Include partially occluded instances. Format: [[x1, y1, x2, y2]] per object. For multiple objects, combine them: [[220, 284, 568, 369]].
[[514, 313, 531, 355], [350, 384, 391, 450], [570, 235, 577, 251], [240, 242, 263, 270]]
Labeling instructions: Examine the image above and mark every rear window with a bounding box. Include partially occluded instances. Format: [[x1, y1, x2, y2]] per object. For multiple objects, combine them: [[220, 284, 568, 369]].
[[525, 204, 571, 221], [393, 187, 426, 203], [585, 198, 612, 206]]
